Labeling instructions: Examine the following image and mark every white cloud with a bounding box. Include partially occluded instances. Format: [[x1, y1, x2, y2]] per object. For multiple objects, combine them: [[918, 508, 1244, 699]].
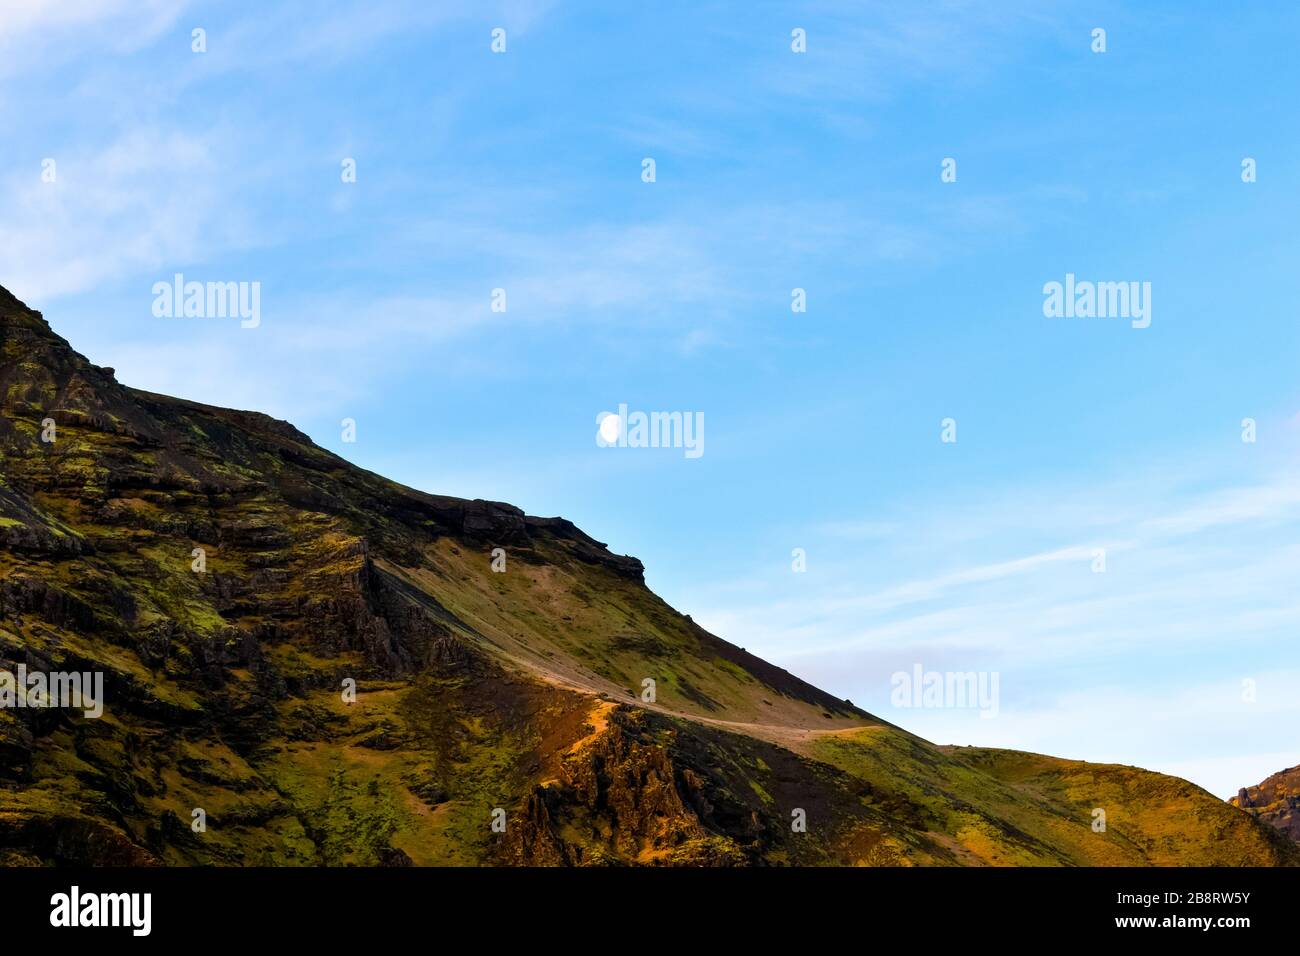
[[0, 0, 184, 62], [757, 1, 1067, 105], [0, 127, 254, 303], [1141, 481, 1300, 535], [683, 462, 1300, 798]]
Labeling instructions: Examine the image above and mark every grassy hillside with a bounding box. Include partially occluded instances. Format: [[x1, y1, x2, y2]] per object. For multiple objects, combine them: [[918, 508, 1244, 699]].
[[0, 285, 1293, 866]]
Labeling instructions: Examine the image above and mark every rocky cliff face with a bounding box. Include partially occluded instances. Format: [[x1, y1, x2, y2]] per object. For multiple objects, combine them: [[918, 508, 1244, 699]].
[[0, 286, 1295, 867], [1232, 766, 1300, 844]]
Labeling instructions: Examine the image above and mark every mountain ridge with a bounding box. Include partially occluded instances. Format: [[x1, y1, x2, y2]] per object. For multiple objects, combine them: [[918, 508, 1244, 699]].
[[0, 286, 1294, 866]]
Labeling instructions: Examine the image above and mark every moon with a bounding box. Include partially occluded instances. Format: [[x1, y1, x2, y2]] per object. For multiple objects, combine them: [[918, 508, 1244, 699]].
[[599, 413, 621, 444]]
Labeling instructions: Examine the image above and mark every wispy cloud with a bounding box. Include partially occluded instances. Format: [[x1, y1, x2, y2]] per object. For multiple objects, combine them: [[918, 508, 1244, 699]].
[[0, 127, 250, 302], [0, 0, 185, 62], [685, 456, 1300, 796]]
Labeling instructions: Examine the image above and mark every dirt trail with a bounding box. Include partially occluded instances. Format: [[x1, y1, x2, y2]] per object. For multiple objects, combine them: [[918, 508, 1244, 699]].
[[509, 649, 886, 754]]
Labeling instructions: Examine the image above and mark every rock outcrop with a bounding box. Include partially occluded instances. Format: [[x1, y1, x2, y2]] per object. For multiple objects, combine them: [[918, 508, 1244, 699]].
[[1232, 766, 1300, 843]]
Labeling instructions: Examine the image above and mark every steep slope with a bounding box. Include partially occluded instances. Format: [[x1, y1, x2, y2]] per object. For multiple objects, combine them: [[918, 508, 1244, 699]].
[[1232, 765, 1300, 844], [0, 286, 1293, 866]]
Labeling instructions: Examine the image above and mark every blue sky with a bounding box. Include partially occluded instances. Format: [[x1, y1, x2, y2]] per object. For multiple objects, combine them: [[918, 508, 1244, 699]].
[[3, 0, 1299, 797]]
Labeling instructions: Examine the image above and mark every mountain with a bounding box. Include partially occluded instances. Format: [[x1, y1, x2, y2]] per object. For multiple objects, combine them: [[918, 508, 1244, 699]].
[[1232, 766, 1300, 844], [0, 285, 1294, 866]]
